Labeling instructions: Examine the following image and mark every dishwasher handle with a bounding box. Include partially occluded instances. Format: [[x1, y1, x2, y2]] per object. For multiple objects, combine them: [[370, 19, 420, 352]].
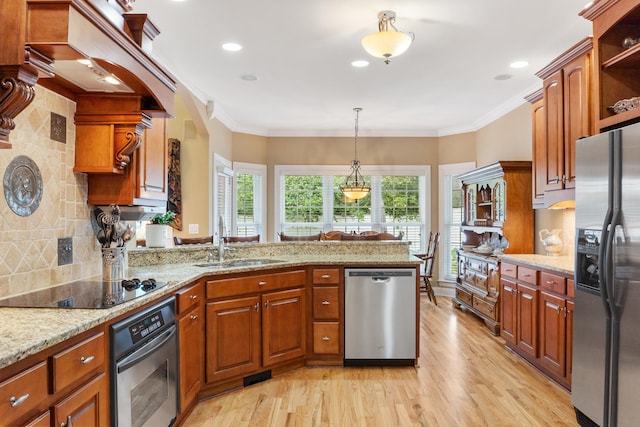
[[371, 277, 391, 283]]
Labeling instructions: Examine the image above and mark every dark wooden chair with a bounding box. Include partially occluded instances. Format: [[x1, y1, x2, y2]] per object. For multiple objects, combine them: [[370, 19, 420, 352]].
[[321, 231, 343, 241], [416, 231, 441, 305], [174, 236, 214, 245], [278, 232, 322, 241], [223, 235, 260, 243], [377, 231, 404, 240], [340, 231, 378, 241]]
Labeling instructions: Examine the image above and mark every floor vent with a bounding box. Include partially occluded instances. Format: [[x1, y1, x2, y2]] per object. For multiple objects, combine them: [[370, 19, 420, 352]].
[[243, 370, 272, 387]]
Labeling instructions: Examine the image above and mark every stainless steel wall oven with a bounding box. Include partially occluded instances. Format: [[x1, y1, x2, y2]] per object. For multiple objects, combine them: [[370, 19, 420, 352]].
[[110, 298, 178, 427]]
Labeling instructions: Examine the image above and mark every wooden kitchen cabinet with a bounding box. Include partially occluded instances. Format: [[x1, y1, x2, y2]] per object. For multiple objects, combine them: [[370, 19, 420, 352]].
[[176, 281, 204, 415], [529, 37, 593, 207], [500, 260, 573, 390], [582, 0, 640, 132], [86, 117, 168, 207], [454, 161, 533, 334], [204, 269, 306, 390], [0, 326, 109, 426], [308, 267, 344, 364], [52, 373, 109, 427]]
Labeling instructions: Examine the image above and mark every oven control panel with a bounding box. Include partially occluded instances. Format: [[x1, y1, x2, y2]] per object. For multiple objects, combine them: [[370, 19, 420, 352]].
[[129, 311, 166, 344]]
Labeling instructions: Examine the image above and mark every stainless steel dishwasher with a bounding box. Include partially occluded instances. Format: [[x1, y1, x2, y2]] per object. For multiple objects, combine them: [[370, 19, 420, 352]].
[[344, 268, 416, 366]]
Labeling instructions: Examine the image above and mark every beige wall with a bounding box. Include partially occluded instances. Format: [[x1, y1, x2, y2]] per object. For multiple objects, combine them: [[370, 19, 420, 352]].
[[475, 103, 532, 166]]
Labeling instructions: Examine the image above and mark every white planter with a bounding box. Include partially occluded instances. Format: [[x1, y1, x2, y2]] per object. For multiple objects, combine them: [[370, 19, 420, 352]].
[[146, 224, 169, 248]]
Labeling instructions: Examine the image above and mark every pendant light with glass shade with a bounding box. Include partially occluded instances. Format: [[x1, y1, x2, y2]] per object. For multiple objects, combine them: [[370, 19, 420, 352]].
[[361, 11, 414, 64], [340, 107, 370, 201]]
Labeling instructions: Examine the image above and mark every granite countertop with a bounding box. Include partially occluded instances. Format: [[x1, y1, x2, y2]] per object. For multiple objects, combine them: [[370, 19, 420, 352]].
[[0, 245, 419, 370], [499, 254, 575, 276]]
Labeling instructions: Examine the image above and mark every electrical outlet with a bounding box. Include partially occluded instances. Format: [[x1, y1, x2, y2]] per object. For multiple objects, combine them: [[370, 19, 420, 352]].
[[58, 237, 73, 266], [188, 224, 199, 234]]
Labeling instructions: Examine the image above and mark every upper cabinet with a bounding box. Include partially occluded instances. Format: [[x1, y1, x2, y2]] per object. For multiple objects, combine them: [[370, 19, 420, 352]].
[[581, 0, 640, 132], [85, 117, 168, 206], [527, 37, 594, 208], [457, 161, 534, 254]]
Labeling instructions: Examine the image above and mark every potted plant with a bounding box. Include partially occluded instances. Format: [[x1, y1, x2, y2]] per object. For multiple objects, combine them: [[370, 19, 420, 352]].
[[145, 211, 176, 248]]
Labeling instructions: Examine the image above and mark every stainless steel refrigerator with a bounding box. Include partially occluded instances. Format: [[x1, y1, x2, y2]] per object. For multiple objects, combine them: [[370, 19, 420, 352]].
[[573, 121, 640, 427]]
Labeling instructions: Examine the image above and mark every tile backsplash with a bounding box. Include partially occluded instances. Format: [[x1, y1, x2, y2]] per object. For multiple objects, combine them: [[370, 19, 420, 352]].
[[0, 86, 100, 297]]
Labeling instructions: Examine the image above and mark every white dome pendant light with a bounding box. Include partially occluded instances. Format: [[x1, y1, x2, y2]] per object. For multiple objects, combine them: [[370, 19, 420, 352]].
[[361, 11, 414, 64]]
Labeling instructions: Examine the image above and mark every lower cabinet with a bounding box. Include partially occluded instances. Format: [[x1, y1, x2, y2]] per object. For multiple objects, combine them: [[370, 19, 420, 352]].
[[500, 261, 573, 390], [0, 327, 109, 427], [53, 373, 109, 427], [308, 267, 343, 363], [177, 281, 204, 416], [204, 269, 307, 388]]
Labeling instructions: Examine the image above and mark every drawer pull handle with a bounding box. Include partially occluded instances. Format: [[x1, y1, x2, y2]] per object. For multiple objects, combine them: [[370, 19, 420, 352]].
[[321, 301, 330, 305], [321, 275, 331, 279], [254, 303, 260, 312], [80, 356, 94, 364], [190, 314, 199, 320], [264, 301, 270, 308], [258, 281, 267, 286], [61, 415, 73, 427], [9, 394, 29, 408], [322, 336, 331, 341], [190, 295, 198, 300], [546, 280, 556, 285]]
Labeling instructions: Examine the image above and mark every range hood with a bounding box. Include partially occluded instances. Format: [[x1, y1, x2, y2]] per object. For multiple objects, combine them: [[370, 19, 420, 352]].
[[96, 205, 165, 221]]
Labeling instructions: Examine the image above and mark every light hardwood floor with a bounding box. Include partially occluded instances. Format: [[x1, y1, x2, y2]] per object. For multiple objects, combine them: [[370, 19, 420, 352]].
[[184, 296, 578, 426]]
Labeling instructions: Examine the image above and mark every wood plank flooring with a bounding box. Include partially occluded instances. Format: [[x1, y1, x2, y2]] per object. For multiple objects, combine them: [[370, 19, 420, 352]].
[[183, 296, 578, 426]]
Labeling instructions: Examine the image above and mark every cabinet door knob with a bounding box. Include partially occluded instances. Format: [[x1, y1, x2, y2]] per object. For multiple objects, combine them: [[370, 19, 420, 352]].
[[80, 355, 94, 364], [321, 301, 330, 305], [322, 336, 331, 341], [190, 295, 198, 300], [9, 393, 29, 408]]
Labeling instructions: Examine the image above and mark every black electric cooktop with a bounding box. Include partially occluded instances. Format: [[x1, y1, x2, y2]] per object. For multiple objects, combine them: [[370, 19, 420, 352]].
[[0, 278, 167, 309]]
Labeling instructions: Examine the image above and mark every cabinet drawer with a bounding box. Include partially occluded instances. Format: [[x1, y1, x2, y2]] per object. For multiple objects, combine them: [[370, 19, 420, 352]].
[[177, 281, 203, 314], [468, 259, 488, 274], [473, 297, 497, 321], [0, 361, 48, 425], [313, 322, 340, 354], [567, 278, 575, 298], [540, 272, 566, 295], [206, 270, 306, 299], [51, 332, 105, 393], [456, 287, 473, 306], [474, 274, 488, 292], [517, 266, 538, 285], [312, 268, 340, 284], [313, 287, 339, 319], [501, 262, 517, 279]]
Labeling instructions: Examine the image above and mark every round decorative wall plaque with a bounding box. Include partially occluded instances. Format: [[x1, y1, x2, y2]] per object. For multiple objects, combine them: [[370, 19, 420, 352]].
[[3, 155, 43, 217]]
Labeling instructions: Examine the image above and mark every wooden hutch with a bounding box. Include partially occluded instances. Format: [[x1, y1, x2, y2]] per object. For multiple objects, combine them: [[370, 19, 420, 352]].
[[453, 161, 534, 335]]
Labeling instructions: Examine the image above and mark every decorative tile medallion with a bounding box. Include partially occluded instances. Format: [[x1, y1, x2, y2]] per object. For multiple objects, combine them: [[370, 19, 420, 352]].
[[3, 155, 43, 216], [50, 112, 66, 143]]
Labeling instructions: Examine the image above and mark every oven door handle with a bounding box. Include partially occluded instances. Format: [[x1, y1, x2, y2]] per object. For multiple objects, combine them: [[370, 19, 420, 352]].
[[117, 325, 176, 374]]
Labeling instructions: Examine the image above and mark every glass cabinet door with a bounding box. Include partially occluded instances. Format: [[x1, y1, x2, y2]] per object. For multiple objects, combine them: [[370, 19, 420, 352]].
[[465, 185, 476, 225]]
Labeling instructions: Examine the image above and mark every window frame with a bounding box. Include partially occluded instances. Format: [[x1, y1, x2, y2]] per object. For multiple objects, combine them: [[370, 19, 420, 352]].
[[438, 162, 475, 282], [274, 164, 430, 250], [232, 161, 267, 239]]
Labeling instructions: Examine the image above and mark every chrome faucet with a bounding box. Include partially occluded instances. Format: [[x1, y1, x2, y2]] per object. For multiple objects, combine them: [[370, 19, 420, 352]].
[[218, 214, 226, 262]]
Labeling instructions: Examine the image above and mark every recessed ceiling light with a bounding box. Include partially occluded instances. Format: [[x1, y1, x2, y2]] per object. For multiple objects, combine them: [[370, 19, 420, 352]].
[[351, 60, 370, 68], [510, 61, 529, 69], [494, 74, 513, 81], [222, 42, 243, 52], [241, 74, 258, 81]]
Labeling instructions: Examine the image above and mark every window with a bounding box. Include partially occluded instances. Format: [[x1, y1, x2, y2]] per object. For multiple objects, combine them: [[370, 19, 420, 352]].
[[439, 162, 475, 281], [275, 165, 430, 251], [213, 154, 233, 244], [233, 162, 266, 238]]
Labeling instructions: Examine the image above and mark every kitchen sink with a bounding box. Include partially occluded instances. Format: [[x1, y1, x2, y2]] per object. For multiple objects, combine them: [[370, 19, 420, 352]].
[[194, 259, 286, 268]]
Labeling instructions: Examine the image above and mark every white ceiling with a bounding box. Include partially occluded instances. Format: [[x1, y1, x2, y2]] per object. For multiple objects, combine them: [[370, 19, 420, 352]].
[[132, 0, 593, 137]]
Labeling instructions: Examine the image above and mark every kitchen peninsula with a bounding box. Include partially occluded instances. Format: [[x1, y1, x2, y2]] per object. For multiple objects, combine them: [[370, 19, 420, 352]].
[[0, 241, 419, 427]]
